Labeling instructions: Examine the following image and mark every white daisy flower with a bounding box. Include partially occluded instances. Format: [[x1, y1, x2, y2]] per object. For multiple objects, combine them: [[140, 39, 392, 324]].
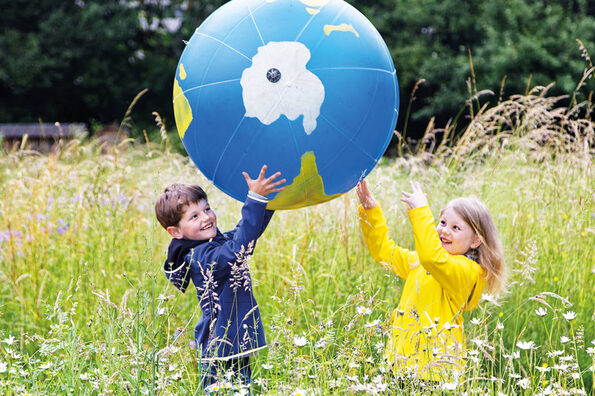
[[293, 336, 308, 347], [535, 307, 547, 317], [481, 293, 498, 304], [562, 311, 577, 321], [516, 340, 535, 350], [374, 382, 387, 392], [517, 378, 531, 389], [547, 350, 564, 358], [442, 321, 459, 330], [364, 319, 380, 328], [40, 362, 52, 370], [560, 336, 571, 344], [442, 382, 458, 390], [356, 306, 372, 315]]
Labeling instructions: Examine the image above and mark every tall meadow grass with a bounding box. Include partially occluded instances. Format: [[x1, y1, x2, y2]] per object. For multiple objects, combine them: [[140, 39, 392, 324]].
[[0, 81, 593, 394]]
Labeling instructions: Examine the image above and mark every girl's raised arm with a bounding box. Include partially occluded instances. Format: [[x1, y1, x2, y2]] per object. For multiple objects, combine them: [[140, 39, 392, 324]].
[[357, 180, 417, 279]]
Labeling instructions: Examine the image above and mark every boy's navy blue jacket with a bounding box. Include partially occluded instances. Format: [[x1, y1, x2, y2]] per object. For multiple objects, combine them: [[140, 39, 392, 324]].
[[163, 195, 273, 360]]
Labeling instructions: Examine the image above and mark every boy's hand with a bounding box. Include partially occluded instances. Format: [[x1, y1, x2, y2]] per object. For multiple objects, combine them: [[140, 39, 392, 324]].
[[242, 165, 286, 197], [356, 180, 377, 209], [400, 181, 428, 210]]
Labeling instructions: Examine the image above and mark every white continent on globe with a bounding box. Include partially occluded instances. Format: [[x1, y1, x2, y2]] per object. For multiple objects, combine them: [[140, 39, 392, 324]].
[[240, 41, 325, 135]]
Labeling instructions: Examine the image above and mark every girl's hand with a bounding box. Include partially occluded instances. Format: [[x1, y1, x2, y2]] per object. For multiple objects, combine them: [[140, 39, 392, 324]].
[[400, 181, 428, 210], [242, 165, 286, 197], [356, 180, 377, 209]]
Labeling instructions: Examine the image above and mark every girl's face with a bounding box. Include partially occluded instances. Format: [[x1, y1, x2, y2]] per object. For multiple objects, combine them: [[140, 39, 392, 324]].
[[436, 207, 480, 256]]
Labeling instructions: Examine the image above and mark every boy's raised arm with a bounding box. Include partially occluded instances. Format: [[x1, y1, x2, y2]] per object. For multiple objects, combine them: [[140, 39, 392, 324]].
[[194, 166, 284, 280]]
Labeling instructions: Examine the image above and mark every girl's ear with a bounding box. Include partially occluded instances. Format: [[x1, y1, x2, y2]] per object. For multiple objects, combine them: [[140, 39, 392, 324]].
[[471, 235, 482, 249], [167, 226, 184, 239]]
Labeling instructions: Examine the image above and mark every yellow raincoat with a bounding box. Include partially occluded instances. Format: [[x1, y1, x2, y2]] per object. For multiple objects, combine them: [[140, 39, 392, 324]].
[[359, 205, 486, 381]]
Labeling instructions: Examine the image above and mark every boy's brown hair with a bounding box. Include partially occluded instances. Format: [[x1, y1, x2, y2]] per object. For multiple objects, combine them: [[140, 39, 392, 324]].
[[155, 184, 208, 229]]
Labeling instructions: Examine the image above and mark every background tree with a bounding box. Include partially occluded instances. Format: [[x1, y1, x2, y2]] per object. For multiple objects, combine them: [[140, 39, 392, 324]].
[[1, 0, 593, 147], [0, 0, 224, 130], [356, 0, 594, 147]]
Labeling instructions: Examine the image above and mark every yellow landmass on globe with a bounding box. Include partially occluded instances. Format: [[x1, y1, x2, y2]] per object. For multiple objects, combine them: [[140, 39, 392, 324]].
[[300, 0, 328, 7], [305, 7, 320, 15], [323, 23, 359, 37], [267, 151, 342, 210], [173, 67, 192, 139]]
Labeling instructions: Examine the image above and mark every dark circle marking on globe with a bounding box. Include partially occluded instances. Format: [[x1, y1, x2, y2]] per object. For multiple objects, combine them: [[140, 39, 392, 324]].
[[266, 68, 281, 83]]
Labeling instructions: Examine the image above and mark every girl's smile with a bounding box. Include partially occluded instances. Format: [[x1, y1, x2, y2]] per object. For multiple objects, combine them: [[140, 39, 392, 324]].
[[436, 207, 481, 256]]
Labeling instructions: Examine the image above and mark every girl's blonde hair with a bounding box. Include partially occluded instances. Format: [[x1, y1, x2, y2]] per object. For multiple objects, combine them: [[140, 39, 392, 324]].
[[442, 197, 507, 295]]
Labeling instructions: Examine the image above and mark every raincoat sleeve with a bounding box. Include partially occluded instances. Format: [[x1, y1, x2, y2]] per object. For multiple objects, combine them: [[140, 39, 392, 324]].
[[358, 205, 419, 280], [408, 206, 485, 309]]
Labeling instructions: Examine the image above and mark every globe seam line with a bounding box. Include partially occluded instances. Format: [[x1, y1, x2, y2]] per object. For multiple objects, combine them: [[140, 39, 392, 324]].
[[173, 78, 241, 104], [194, 32, 252, 62], [247, 0, 265, 46]]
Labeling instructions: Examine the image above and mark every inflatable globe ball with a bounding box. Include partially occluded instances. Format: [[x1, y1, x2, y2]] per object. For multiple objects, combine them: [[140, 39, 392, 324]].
[[173, 0, 399, 210]]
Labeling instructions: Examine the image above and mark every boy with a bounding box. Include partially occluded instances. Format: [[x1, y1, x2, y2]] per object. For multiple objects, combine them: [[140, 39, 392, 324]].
[[155, 165, 285, 393]]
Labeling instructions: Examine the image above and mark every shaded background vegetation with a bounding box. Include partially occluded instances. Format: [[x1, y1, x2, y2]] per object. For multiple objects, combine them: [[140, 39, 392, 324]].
[[1, 0, 594, 148]]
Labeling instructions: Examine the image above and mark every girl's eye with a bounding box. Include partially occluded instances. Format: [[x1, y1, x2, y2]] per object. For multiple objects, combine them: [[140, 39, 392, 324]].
[[440, 220, 446, 226], [453, 225, 460, 231]]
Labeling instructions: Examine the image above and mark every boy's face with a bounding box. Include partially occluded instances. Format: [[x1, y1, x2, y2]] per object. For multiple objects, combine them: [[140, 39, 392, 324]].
[[436, 207, 480, 256], [167, 199, 217, 240]]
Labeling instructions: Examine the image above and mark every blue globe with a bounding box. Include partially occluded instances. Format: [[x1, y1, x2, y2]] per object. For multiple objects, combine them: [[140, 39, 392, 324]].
[[173, 0, 399, 209]]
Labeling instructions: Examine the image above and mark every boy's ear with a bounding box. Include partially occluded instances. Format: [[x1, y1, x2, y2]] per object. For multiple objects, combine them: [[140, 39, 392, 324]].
[[166, 226, 184, 239]]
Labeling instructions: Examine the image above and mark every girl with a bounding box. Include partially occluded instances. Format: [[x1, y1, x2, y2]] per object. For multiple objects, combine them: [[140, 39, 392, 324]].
[[356, 180, 506, 382]]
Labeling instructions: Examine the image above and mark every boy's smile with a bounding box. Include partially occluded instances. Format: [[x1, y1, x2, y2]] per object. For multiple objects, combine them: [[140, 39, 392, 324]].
[[173, 199, 217, 240], [436, 207, 480, 256]]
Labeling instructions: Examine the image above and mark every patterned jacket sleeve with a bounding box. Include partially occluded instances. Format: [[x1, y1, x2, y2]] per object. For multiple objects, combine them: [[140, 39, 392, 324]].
[[189, 195, 269, 284]]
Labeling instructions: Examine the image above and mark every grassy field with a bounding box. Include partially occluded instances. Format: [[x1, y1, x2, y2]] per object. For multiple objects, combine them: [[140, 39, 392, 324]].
[[0, 84, 593, 395]]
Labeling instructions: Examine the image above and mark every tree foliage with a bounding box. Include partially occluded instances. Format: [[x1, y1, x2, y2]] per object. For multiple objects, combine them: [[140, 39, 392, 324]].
[[0, 0, 224, 129], [1, 0, 593, 141], [355, 0, 595, 140]]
